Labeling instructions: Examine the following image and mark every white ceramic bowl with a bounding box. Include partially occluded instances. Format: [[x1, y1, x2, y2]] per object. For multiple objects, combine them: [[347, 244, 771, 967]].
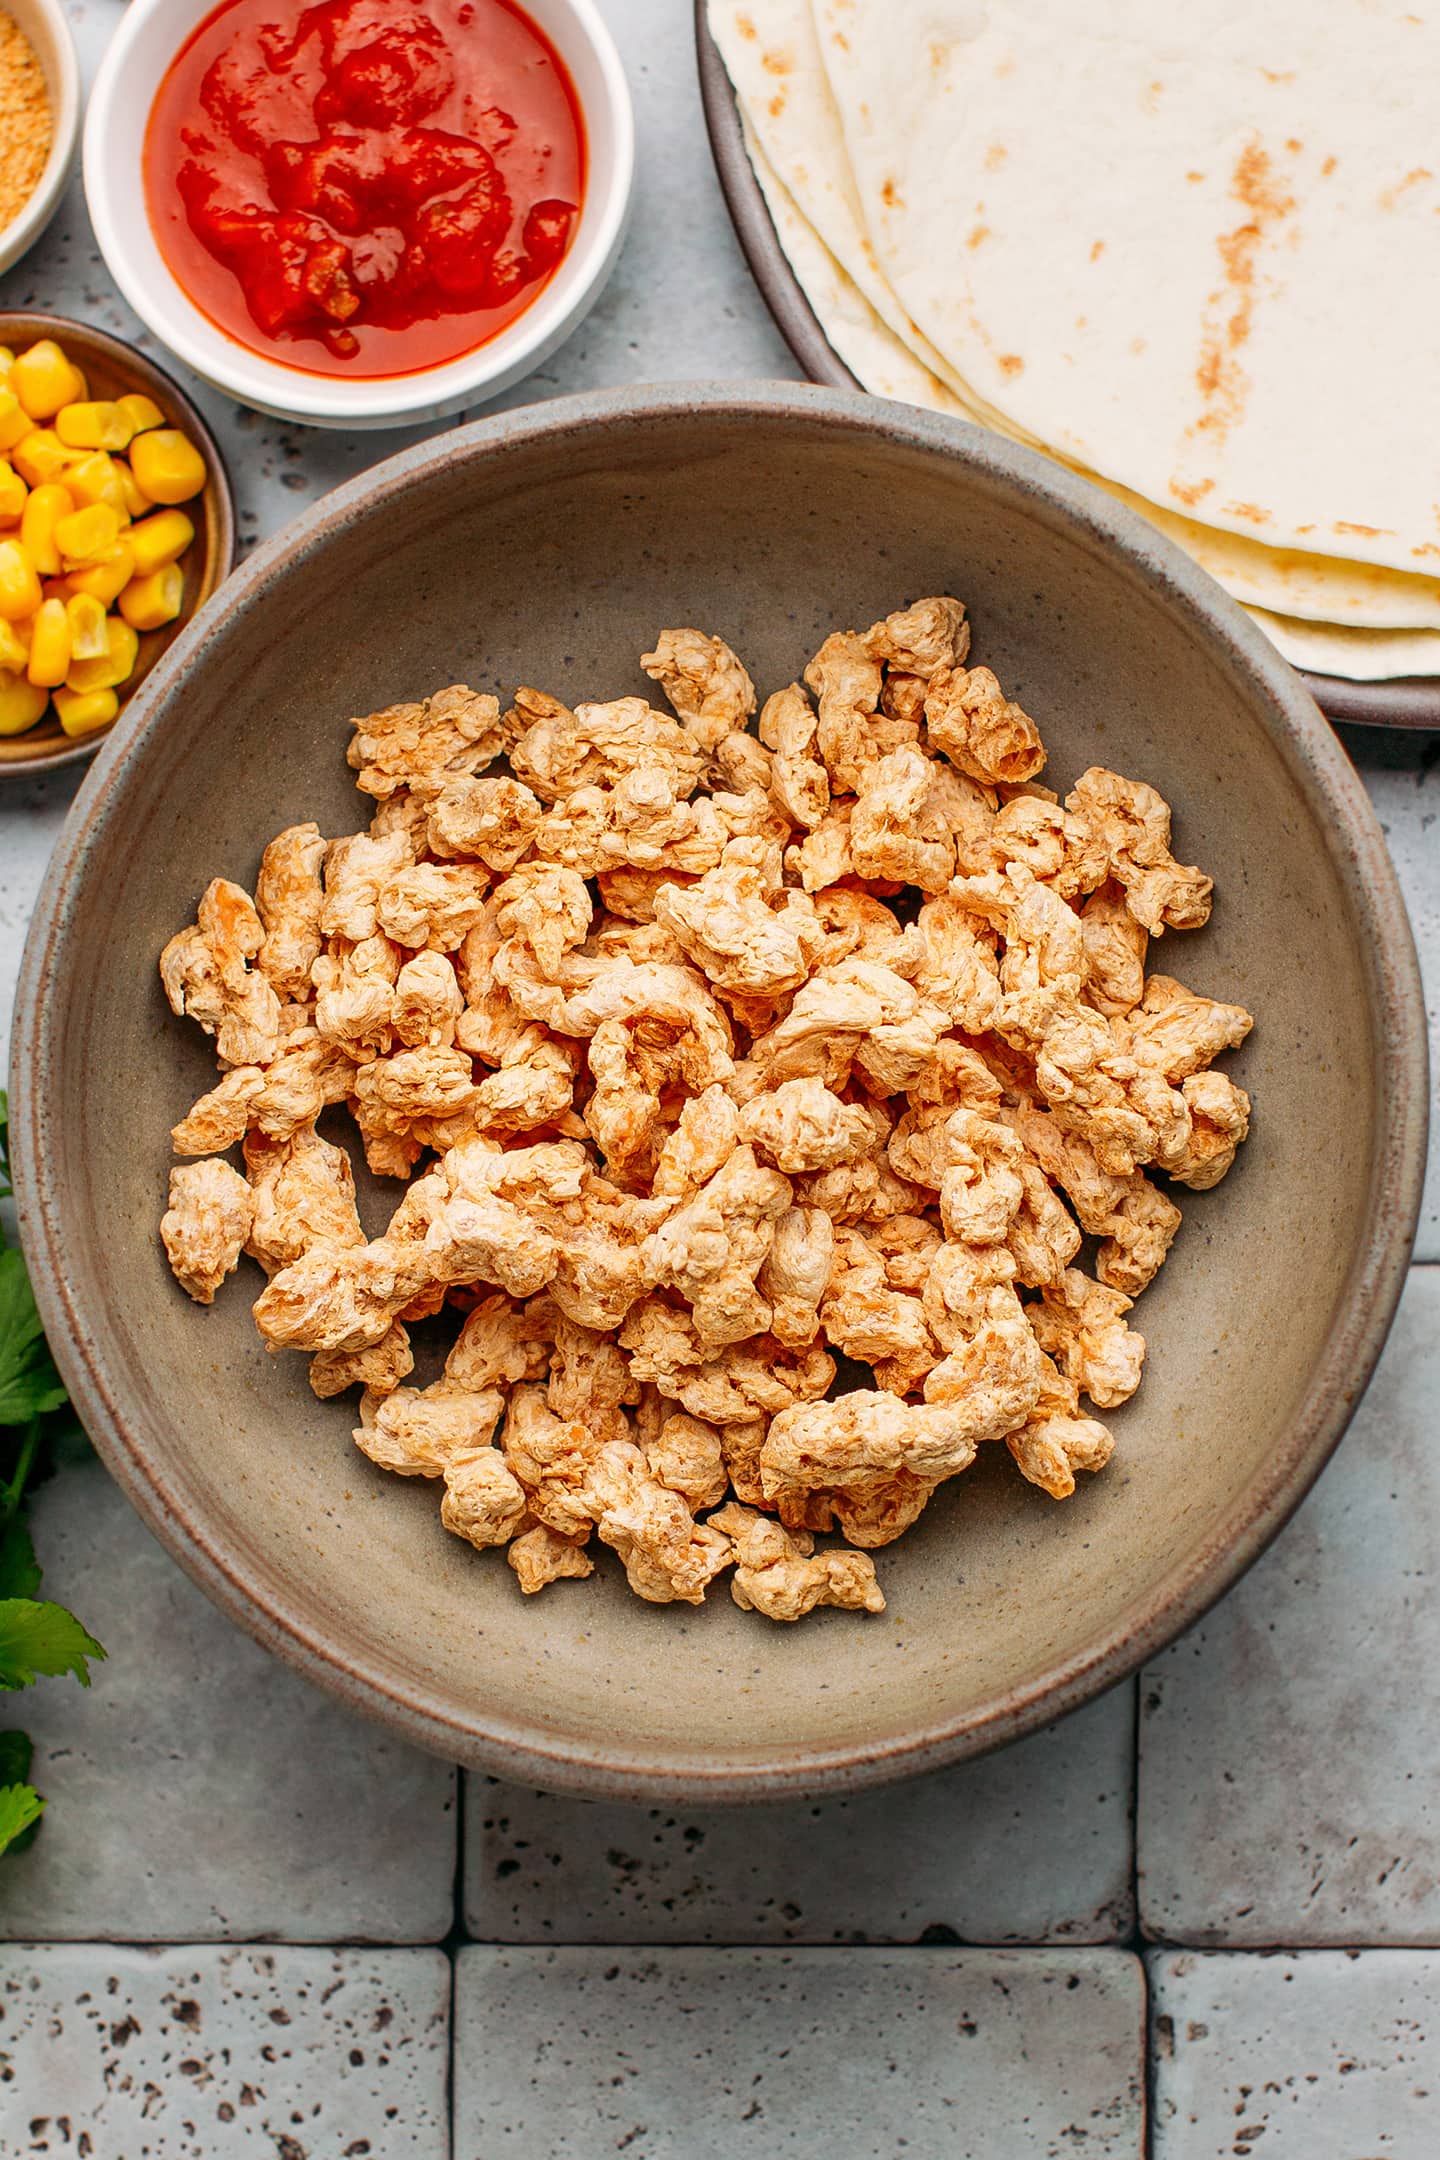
[[0, 0, 81, 278], [84, 0, 634, 429]]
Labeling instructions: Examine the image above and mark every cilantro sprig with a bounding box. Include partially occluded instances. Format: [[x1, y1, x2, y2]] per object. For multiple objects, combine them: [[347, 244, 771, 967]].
[[0, 1091, 105, 1857]]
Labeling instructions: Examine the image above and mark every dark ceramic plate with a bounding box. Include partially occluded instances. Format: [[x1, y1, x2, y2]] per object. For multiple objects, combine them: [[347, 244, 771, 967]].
[[695, 3, 1440, 732]]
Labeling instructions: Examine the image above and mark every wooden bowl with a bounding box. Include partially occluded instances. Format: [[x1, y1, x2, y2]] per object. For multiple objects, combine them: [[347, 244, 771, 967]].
[[694, 3, 1440, 734], [9, 384, 1428, 1800], [0, 312, 235, 778]]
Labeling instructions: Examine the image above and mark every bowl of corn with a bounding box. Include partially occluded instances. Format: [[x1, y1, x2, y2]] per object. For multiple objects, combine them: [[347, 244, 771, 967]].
[[0, 312, 235, 777]]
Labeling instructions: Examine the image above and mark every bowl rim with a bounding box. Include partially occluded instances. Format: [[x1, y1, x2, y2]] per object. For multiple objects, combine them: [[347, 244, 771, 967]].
[[83, 0, 636, 429], [0, 309, 238, 780], [0, 0, 81, 279], [692, 0, 1440, 735], [10, 381, 1429, 1802]]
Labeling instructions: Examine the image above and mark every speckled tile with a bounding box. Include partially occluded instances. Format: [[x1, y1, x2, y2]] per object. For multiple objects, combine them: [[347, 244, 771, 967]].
[[1342, 729, 1440, 1262], [1150, 1950, 1440, 2158], [1137, 1266, 1440, 1946], [453, 1946, 1147, 2158], [0, 1460, 456, 1943], [0, 1945, 450, 2156], [465, 1685, 1134, 1945]]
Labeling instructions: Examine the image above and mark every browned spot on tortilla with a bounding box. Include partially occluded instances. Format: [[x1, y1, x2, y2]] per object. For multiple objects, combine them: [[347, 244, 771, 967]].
[[1130, 337, 1147, 355], [998, 354, 1024, 377], [928, 40, 947, 71], [1334, 521, 1388, 537], [1090, 239, 1106, 261], [1285, 138, 1303, 153], [768, 93, 786, 118], [832, 29, 851, 53], [736, 12, 757, 38], [1261, 67, 1296, 83], [1295, 524, 1315, 534], [985, 143, 1008, 171], [1413, 543, 1440, 560], [882, 178, 905, 210], [762, 46, 794, 75], [995, 55, 1015, 78], [1379, 166, 1433, 209], [1171, 477, 1216, 507], [967, 224, 992, 250], [1181, 141, 1297, 468], [1186, 171, 1205, 184], [1223, 501, 1272, 525], [1321, 155, 1338, 176]]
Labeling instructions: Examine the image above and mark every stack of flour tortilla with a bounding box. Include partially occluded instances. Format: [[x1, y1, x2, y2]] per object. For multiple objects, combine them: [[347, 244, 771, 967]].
[[708, 0, 1440, 679]]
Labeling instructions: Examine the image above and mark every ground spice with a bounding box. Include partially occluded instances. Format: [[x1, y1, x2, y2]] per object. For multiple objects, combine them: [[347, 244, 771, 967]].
[[0, 10, 52, 233]]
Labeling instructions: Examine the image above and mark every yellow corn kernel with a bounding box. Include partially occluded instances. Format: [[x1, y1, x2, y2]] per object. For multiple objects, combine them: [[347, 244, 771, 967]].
[[119, 561, 184, 632], [129, 429, 206, 506], [12, 340, 84, 422], [127, 508, 194, 577], [65, 540, 135, 606], [0, 668, 49, 735], [55, 400, 135, 453], [0, 539, 43, 621], [0, 348, 13, 381], [66, 613, 138, 692], [25, 597, 71, 688], [19, 482, 74, 578], [116, 392, 164, 435], [63, 452, 129, 520], [0, 461, 25, 526], [55, 502, 121, 567], [0, 388, 32, 453], [116, 462, 151, 517], [54, 683, 118, 738], [11, 429, 71, 488], [65, 592, 110, 661], [0, 618, 29, 671]]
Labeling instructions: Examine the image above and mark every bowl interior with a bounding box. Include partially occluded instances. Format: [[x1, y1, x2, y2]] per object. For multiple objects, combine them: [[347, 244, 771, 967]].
[[0, 313, 235, 776], [87, 0, 633, 426], [17, 393, 1415, 1797]]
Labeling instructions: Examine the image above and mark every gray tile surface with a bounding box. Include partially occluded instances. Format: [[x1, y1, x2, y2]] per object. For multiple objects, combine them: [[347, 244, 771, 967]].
[[453, 1946, 1147, 2159], [0, 1460, 456, 1943], [0, 1944, 451, 2155], [1137, 1266, 1440, 1946], [466, 1686, 1134, 1946], [1343, 728, 1439, 1261], [1150, 1950, 1440, 2158]]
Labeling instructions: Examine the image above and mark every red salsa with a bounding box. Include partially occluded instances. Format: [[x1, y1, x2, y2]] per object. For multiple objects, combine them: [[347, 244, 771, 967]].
[[144, 0, 585, 378]]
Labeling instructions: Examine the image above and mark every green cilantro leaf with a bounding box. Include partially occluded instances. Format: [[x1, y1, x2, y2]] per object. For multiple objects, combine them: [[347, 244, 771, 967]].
[[0, 1517, 40, 1600], [0, 1781, 44, 1856], [0, 1600, 106, 1690], [0, 1249, 68, 1427], [0, 1733, 40, 1852]]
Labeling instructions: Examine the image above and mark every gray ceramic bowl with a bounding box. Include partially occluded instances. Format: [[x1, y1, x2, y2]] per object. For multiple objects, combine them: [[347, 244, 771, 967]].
[[10, 384, 1427, 1802]]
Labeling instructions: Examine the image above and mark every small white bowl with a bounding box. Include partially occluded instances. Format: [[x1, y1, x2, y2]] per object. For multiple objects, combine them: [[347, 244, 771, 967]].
[[84, 0, 634, 429], [0, 0, 81, 278]]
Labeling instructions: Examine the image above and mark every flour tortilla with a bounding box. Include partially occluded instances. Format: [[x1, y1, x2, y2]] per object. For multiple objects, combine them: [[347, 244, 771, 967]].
[[707, 0, 991, 413], [741, 123, 969, 412], [737, 105, 1440, 637], [1243, 609, 1440, 681], [812, 0, 1440, 577]]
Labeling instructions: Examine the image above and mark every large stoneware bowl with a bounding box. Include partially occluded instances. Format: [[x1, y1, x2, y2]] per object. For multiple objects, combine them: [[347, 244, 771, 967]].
[[10, 384, 1427, 1801]]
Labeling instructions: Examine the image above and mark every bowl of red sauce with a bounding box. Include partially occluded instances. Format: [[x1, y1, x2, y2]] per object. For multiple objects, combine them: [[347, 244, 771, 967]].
[[84, 0, 633, 427]]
